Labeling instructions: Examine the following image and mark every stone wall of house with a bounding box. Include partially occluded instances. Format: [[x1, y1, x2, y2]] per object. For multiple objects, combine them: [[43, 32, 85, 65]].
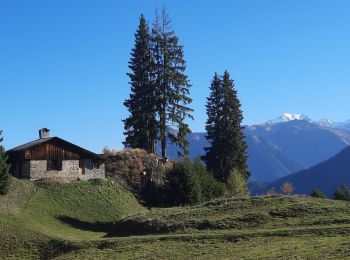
[[28, 160, 105, 181], [79, 161, 105, 181], [29, 160, 79, 181], [30, 160, 47, 180]]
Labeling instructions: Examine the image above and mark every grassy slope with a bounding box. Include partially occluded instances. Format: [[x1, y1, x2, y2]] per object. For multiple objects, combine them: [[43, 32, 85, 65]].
[[1, 179, 350, 259], [0, 178, 144, 259], [62, 196, 350, 259]]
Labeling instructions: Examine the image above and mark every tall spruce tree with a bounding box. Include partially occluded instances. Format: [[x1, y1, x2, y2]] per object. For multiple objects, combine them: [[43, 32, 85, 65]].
[[204, 71, 249, 182], [123, 14, 157, 153], [151, 9, 193, 160], [203, 73, 222, 171], [0, 131, 11, 195]]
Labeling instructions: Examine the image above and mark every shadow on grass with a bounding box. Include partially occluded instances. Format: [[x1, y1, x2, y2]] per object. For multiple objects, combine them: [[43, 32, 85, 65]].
[[57, 211, 272, 238], [57, 216, 173, 237]]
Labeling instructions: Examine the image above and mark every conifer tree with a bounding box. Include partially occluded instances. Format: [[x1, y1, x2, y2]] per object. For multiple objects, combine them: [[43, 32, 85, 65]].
[[203, 73, 222, 170], [123, 14, 157, 153], [151, 9, 193, 160], [0, 131, 11, 195], [204, 71, 249, 182]]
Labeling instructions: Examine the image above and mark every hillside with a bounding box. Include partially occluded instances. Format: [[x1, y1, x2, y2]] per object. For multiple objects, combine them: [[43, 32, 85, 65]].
[[259, 146, 350, 197], [1, 179, 350, 259], [164, 120, 350, 182], [0, 178, 144, 258]]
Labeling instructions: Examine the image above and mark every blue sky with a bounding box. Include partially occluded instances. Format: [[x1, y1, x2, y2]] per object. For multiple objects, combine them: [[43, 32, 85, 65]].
[[1, 0, 350, 152]]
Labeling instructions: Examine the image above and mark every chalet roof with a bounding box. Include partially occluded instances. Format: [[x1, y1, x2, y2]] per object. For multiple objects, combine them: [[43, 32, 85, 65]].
[[7, 137, 54, 152], [7, 137, 103, 160]]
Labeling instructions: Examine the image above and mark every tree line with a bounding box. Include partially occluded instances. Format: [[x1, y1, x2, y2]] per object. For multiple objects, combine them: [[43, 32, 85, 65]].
[[123, 9, 249, 203]]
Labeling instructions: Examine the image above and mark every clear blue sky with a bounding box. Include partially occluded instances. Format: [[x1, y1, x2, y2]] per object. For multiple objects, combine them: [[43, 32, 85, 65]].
[[1, 0, 350, 152]]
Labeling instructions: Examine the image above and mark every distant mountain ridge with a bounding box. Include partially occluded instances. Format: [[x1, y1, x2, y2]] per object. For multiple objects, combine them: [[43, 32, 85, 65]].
[[245, 120, 350, 181], [263, 113, 350, 131], [163, 114, 350, 183], [252, 146, 350, 197]]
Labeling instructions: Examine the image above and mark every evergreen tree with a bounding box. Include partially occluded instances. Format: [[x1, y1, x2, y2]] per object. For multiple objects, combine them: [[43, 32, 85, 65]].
[[204, 71, 249, 182], [165, 158, 224, 206], [0, 131, 11, 195], [151, 9, 193, 160], [310, 188, 326, 199], [203, 73, 222, 171], [334, 185, 350, 201], [165, 159, 201, 205], [123, 14, 157, 153]]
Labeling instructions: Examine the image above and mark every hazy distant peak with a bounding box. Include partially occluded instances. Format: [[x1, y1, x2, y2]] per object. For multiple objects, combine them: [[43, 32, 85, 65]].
[[316, 118, 335, 127]]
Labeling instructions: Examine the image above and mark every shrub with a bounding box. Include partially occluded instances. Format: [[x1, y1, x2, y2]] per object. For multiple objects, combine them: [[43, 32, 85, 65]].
[[165, 158, 224, 206], [225, 169, 249, 197], [281, 181, 294, 195], [334, 185, 350, 201], [165, 159, 199, 205], [310, 188, 326, 199], [140, 173, 165, 206], [103, 148, 163, 189], [198, 167, 225, 201], [266, 187, 278, 196], [88, 178, 106, 186]]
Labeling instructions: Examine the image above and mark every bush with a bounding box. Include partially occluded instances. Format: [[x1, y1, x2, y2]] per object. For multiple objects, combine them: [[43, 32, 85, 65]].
[[88, 178, 106, 186], [165, 159, 199, 205], [280, 181, 295, 195], [266, 187, 278, 196], [140, 174, 164, 206], [310, 188, 326, 199], [193, 159, 225, 202], [165, 158, 224, 206], [226, 169, 249, 197], [334, 185, 350, 201]]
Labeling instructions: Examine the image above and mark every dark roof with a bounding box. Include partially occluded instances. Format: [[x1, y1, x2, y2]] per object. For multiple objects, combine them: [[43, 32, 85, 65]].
[[7, 137, 54, 152], [6, 137, 103, 160]]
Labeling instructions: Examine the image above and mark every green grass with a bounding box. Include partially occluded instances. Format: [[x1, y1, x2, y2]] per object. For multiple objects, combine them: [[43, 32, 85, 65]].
[[0, 178, 144, 258], [1, 179, 350, 259]]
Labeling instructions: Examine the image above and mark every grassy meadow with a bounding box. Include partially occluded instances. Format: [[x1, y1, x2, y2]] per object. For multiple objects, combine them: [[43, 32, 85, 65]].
[[1, 178, 350, 259]]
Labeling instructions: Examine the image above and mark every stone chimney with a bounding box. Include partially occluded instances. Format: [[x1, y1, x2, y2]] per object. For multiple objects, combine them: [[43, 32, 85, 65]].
[[39, 128, 50, 139]]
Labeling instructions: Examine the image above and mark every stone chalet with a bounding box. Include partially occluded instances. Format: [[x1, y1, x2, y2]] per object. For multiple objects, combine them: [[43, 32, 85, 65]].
[[6, 128, 105, 181]]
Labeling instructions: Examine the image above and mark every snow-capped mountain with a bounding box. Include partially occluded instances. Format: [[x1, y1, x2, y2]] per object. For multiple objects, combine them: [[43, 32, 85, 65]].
[[264, 113, 350, 131], [265, 113, 312, 125]]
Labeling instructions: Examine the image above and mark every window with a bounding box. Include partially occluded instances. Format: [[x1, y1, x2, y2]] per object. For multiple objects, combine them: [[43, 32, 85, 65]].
[[78, 159, 100, 171], [79, 160, 84, 169], [79, 160, 85, 175], [47, 160, 62, 171], [85, 159, 93, 170], [93, 161, 100, 169], [25, 150, 31, 159]]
